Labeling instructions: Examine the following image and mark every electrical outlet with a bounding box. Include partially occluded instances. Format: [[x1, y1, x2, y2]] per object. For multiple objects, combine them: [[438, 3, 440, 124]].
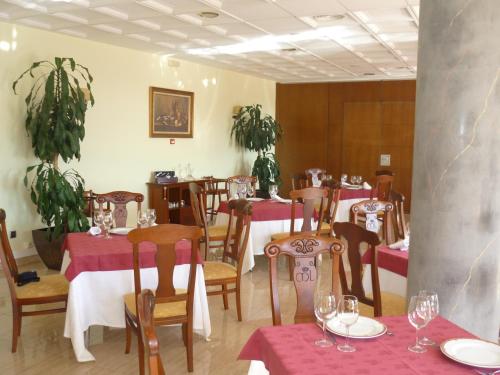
[[380, 154, 391, 166], [10, 230, 16, 239]]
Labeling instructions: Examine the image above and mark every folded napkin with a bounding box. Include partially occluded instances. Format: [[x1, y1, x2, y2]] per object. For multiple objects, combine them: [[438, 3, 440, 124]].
[[272, 195, 292, 204], [247, 197, 264, 202], [389, 237, 410, 251], [341, 182, 362, 189], [88, 226, 102, 236], [362, 181, 372, 190]]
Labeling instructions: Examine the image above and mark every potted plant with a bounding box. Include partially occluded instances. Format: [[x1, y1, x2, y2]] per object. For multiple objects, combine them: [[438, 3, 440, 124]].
[[13, 57, 94, 270], [231, 104, 283, 197]]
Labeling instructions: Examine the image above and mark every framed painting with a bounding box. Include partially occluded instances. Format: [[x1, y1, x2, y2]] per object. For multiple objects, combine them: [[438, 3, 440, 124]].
[[149, 86, 194, 138]]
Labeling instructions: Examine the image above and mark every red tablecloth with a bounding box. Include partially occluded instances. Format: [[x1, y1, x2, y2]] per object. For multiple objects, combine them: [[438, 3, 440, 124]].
[[340, 188, 372, 200], [362, 245, 409, 277], [218, 200, 304, 222], [239, 316, 486, 375], [63, 232, 202, 282]]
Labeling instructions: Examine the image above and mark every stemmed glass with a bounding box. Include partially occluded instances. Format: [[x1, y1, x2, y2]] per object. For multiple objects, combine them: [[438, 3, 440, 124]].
[[94, 211, 104, 235], [355, 176, 363, 185], [246, 183, 255, 197], [418, 291, 439, 345], [137, 210, 148, 228], [350, 175, 357, 185], [238, 184, 247, 199], [407, 295, 431, 353], [337, 295, 359, 352], [268, 184, 278, 199], [340, 174, 348, 185], [314, 293, 337, 347], [147, 209, 156, 226], [103, 211, 113, 239]]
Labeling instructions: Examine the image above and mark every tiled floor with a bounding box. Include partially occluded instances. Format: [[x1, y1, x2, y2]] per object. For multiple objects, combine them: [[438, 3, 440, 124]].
[[0, 253, 405, 374]]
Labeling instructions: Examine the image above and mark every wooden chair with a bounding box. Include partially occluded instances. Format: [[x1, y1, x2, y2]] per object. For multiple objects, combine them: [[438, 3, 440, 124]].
[[124, 224, 202, 374], [370, 172, 394, 201], [227, 175, 257, 198], [0, 208, 68, 353], [305, 168, 326, 187], [83, 190, 97, 225], [291, 173, 309, 190], [189, 183, 230, 260], [389, 190, 408, 241], [317, 182, 342, 235], [264, 234, 344, 325], [96, 191, 144, 228], [204, 199, 252, 321], [351, 199, 395, 245], [204, 177, 229, 223], [137, 289, 165, 375]]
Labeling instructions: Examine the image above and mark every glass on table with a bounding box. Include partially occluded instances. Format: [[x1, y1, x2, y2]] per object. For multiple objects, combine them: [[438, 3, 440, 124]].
[[407, 295, 431, 353], [340, 174, 348, 185], [350, 176, 357, 185], [94, 211, 104, 229], [314, 292, 337, 347], [246, 183, 255, 197], [238, 183, 247, 199], [102, 211, 113, 239], [137, 210, 148, 228], [146, 208, 156, 226], [417, 290, 439, 346], [337, 295, 359, 352], [355, 176, 363, 185], [268, 184, 278, 199]]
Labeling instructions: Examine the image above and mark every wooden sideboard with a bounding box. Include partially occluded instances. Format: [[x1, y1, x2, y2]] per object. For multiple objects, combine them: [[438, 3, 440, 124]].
[[147, 179, 207, 225]]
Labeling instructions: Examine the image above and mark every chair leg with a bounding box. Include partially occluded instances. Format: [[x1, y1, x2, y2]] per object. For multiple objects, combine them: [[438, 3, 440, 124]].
[[11, 305, 20, 353], [288, 257, 294, 281], [138, 332, 145, 375], [222, 284, 229, 310], [186, 321, 193, 372], [125, 315, 132, 354], [236, 281, 242, 322], [182, 323, 187, 347]]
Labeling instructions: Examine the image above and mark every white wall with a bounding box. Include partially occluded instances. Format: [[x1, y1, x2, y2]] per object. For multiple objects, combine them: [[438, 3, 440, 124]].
[[0, 22, 276, 258]]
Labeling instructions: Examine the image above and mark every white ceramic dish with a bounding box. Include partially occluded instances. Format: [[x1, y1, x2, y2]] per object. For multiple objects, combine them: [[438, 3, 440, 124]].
[[326, 316, 387, 339], [440, 338, 500, 369], [109, 227, 134, 235]]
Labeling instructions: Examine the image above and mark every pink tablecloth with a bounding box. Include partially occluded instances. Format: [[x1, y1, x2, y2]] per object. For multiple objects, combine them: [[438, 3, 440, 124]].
[[362, 245, 409, 277], [239, 316, 486, 375], [340, 188, 372, 200], [63, 232, 202, 281], [218, 200, 303, 222]]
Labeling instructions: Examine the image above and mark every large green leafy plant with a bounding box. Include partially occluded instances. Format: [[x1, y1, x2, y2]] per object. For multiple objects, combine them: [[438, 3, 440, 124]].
[[13, 57, 94, 240], [231, 104, 283, 191]]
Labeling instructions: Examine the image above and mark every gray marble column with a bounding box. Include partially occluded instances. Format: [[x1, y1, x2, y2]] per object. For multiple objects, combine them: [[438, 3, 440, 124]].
[[408, 0, 500, 341]]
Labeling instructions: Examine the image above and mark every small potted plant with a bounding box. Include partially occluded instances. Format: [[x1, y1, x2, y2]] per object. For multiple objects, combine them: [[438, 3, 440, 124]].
[[13, 57, 94, 270], [231, 104, 283, 197]]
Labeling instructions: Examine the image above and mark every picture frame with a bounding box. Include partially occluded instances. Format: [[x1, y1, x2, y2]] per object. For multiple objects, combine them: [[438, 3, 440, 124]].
[[149, 86, 194, 138]]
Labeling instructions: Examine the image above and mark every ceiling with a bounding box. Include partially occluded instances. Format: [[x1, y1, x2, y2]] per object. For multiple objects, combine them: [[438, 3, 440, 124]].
[[0, 0, 420, 83]]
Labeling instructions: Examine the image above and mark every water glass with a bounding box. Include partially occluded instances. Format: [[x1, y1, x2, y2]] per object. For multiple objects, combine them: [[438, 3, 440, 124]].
[[417, 291, 439, 345], [341, 174, 348, 184], [94, 211, 104, 229], [137, 210, 148, 228], [337, 295, 359, 352], [247, 183, 255, 197], [238, 184, 247, 199], [103, 211, 113, 239], [356, 176, 363, 184], [268, 184, 278, 199], [350, 176, 357, 185], [147, 209, 156, 226], [407, 295, 431, 353], [314, 293, 337, 347]]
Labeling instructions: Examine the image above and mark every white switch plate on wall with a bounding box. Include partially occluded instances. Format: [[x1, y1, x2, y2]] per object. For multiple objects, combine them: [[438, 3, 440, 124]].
[[380, 154, 391, 166]]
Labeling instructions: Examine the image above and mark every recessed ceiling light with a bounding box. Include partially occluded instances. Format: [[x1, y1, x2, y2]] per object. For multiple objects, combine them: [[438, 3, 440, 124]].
[[198, 11, 219, 19], [363, 72, 375, 76], [312, 14, 345, 22], [281, 47, 297, 52]]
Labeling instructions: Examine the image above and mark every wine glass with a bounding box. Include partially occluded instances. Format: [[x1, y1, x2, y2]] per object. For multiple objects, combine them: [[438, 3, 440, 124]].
[[314, 292, 336, 347], [246, 183, 255, 197], [268, 184, 278, 199], [340, 174, 348, 185], [407, 295, 431, 353], [417, 291, 439, 345], [337, 295, 359, 352], [350, 176, 357, 185], [137, 210, 148, 228], [237, 183, 247, 199], [103, 211, 113, 239], [94, 211, 104, 236], [356, 176, 363, 185], [147, 209, 156, 226]]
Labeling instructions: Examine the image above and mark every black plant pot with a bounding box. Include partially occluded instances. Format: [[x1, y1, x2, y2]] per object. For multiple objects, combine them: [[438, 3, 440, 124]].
[[256, 189, 270, 199], [32, 228, 66, 270]]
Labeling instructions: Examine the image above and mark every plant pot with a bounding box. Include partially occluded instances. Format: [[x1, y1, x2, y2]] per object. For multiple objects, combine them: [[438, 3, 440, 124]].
[[256, 189, 271, 199], [32, 228, 66, 270]]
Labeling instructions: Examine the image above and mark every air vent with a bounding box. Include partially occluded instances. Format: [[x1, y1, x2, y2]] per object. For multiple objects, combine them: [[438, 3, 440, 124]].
[[312, 14, 345, 22], [198, 11, 219, 19]]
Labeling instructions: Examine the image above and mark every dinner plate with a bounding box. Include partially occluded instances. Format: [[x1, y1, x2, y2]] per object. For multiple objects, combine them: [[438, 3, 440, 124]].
[[326, 316, 387, 339], [109, 227, 134, 235], [440, 338, 500, 369]]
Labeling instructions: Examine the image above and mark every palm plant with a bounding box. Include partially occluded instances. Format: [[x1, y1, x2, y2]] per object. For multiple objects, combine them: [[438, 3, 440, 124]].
[[231, 104, 283, 192]]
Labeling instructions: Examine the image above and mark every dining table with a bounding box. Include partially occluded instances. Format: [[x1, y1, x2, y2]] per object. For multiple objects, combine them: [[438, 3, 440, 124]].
[[239, 315, 494, 374], [61, 232, 211, 362]]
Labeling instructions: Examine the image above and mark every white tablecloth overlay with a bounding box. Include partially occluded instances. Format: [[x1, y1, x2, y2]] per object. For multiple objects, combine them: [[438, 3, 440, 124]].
[[61, 251, 211, 362]]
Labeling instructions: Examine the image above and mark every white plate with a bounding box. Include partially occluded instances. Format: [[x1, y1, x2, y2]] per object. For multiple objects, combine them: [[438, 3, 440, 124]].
[[326, 316, 387, 339], [109, 227, 134, 235], [441, 338, 500, 369]]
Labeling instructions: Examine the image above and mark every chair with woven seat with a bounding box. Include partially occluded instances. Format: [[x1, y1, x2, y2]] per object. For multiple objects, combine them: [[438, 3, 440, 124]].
[[264, 234, 344, 325], [227, 175, 257, 198], [96, 191, 144, 227], [204, 177, 229, 223], [333, 222, 405, 317], [204, 199, 252, 321], [137, 289, 165, 375], [351, 199, 395, 245], [0, 208, 68, 353], [124, 224, 202, 374], [305, 168, 326, 187], [189, 182, 230, 260], [389, 190, 408, 241]]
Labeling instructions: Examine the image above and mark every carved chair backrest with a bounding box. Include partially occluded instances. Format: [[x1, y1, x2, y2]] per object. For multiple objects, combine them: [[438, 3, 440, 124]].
[[321, 180, 341, 224], [351, 199, 395, 244], [189, 183, 209, 244], [333, 222, 382, 316], [137, 289, 165, 375], [127, 224, 202, 322], [96, 191, 144, 228], [264, 235, 344, 325], [204, 177, 228, 194], [289, 187, 328, 235], [222, 199, 252, 274], [305, 168, 326, 187], [0, 209, 19, 301], [389, 190, 408, 240], [227, 175, 257, 197], [371, 174, 394, 201], [291, 173, 309, 190]]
